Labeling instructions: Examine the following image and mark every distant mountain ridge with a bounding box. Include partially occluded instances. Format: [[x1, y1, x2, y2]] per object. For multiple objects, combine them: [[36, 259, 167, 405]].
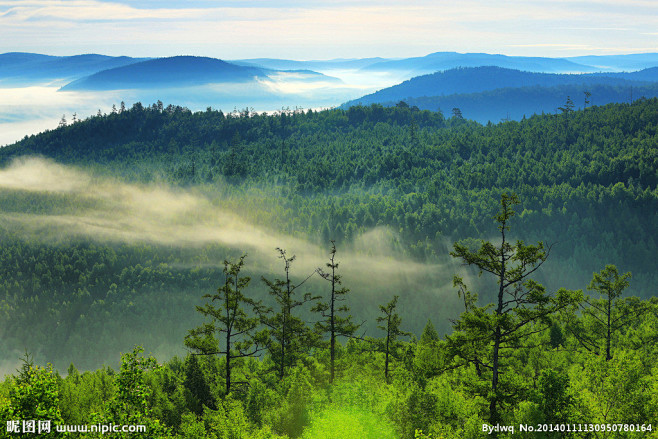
[[60, 56, 269, 91], [358, 51, 601, 75], [566, 53, 658, 71], [390, 83, 658, 123], [342, 66, 658, 123], [6, 50, 658, 88], [0, 52, 148, 85], [5, 50, 658, 143], [343, 66, 658, 107]]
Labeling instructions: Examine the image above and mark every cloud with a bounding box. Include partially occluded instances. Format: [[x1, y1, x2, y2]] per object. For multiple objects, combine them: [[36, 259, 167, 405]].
[[0, 0, 293, 23], [506, 44, 592, 51], [1, 0, 657, 66], [0, 0, 200, 21], [0, 86, 126, 146]]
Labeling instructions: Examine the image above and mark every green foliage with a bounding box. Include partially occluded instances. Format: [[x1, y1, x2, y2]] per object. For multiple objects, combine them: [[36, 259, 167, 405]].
[[178, 411, 206, 439], [1, 100, 658, 370], [414, 321, 444, 379], [312, 241, 360, 383], [100, 346, 171, 438], [301, 407, 397, 439], [376, 295, 411, 383], [447, 194, 582, 424], [269, 364, 315, 438], [185, 254, 263, 395], [587, 264, 632, 360], [573, 351, 656, 426], [260, 248, 319, 379], [0, 98, 657, 438], [183, 354, 214, 415], [535, 369, 573, 425], [59, 364, 115, 425], [0, 358, 66, 438], [565, 264, 643, 361], [202, 398, 251, 439]]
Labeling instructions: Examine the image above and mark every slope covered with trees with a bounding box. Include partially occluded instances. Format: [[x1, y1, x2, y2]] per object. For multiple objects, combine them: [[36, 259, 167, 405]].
[[1, 198, 656, 439], [0, 99, 656, 376], [342, 66, 658, 122], [343, 66, 654, 106]]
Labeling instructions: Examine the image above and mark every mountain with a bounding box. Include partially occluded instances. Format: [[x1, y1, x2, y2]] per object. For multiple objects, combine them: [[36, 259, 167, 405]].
[[567, 53, 658, 71], [0, 52, 147, 85], [359, 51, 600, 75], [388, 83, 658, 123], [232, 52, 658, 80], [59, 56, 272, 91], [592, 66, 658, 82], [343, 66, 649, 106], [342, 66, 658, 122], [58, 56, 343, 92]]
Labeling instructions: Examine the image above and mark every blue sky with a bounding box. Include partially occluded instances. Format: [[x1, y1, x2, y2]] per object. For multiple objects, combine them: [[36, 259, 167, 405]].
[[1, 0, 657, 59]]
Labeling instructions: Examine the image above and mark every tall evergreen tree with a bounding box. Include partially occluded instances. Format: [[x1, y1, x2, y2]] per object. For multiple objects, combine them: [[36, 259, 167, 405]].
[[447, 193, 581, 425], [312, 241, 360, 383], [260, 248, 318, 379], [414, 319, 443, 379], [185, 255, 262, 395], [566, 264, 639, 361], [376, 295, 410, 383], [587, 265, 631, 361], [183, 354, 213, 415]]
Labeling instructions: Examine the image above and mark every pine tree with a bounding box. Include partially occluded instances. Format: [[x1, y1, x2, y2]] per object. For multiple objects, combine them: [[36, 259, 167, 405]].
[[312, 241, 360, 383], [376, 295, 410, 383], [185, 255, 263, 395], [447, 193, 581, 425], [260, 248, 318, 379], [566, 265, 640, 361]]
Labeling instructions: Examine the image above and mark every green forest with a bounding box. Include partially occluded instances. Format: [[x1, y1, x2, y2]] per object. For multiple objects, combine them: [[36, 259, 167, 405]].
[[0, 99, 657, 437]]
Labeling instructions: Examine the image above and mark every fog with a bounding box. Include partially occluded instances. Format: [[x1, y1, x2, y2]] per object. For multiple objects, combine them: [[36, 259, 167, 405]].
[[0, 86, 125, 146], [0, 157, 466, 320], [0, 69, 401, 147]]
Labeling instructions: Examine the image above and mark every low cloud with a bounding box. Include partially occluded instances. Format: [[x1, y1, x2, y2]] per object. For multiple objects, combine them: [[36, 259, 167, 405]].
[[0, 86, 124, 146], [0, 158, 464, 310]]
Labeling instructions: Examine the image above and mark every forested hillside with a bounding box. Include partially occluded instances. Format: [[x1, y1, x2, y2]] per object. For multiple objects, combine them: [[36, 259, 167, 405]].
[[0, 99, 657, 437], [378, 83, 658, 123], [2, 99, 656, 285], [343, 66, 654, 106], [342, 66, 658, 122]]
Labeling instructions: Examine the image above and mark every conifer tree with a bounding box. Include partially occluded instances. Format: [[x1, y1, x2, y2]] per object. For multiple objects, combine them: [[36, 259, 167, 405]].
[[260, 248, 318, 379], [376, 295, 410, 383], [183, 354, 213, 415], [185, 255, 263, 395], [312, 241, 360, 383], [414, 319, 443, 379], [566, 265, 639, 361], [587, 265, 631, 360], [447, 193, 581, 425]]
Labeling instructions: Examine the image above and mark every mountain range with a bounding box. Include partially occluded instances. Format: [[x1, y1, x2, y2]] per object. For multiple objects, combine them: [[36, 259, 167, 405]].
[[343, 66, 658, 105], [0, 52, 149, 86], [4, 50, 658, 146], [235, 51, 658, 76], [5, 50, 658, 90], [340, 66, 658, 122]]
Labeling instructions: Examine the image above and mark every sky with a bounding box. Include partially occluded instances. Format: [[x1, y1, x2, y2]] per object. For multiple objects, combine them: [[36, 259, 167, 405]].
[[1, 0, 657, 60]]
